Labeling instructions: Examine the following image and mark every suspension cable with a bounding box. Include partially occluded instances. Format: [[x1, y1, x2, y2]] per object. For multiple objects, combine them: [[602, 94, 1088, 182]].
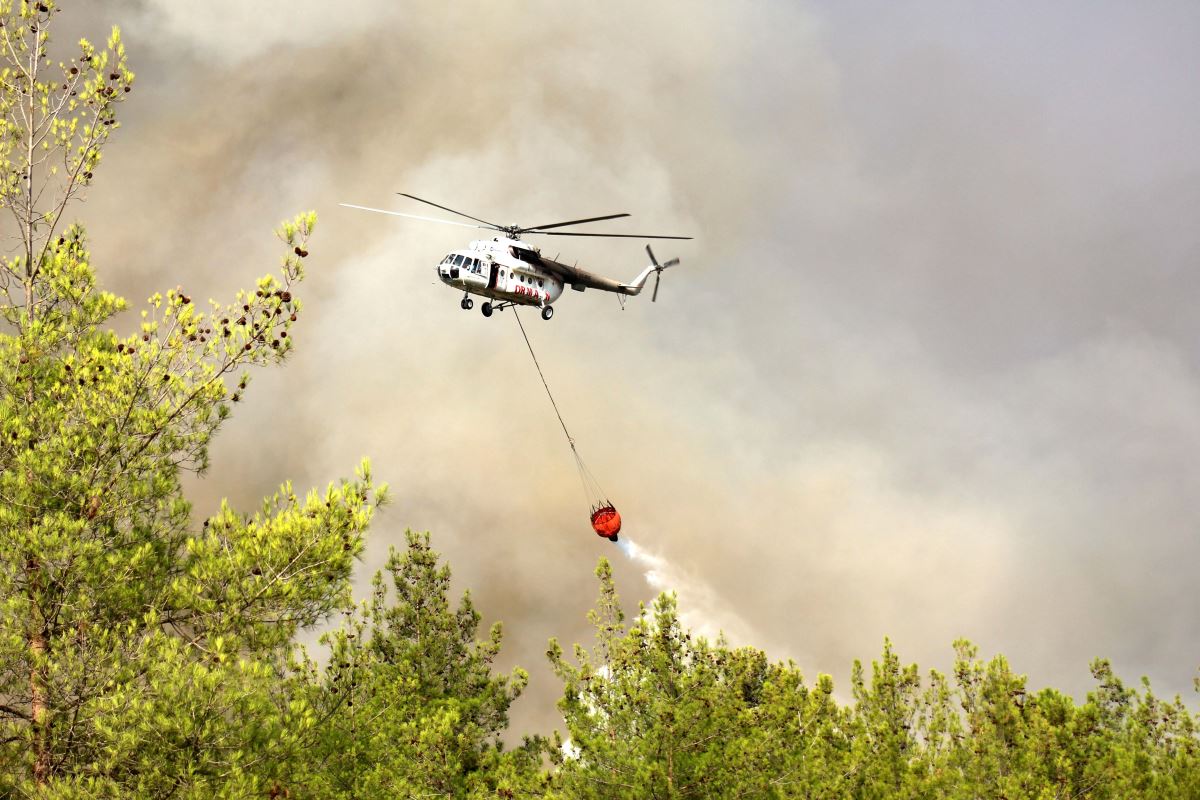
[[513, 307, 574, 449], [513, 308, 608, 506]]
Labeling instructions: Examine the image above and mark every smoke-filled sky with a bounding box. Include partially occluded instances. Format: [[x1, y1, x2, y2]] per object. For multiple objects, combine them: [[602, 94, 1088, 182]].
[[64, 1, 1200, 733]]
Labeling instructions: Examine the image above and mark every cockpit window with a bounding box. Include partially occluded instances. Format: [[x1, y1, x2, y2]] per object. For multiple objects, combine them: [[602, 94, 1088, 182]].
[[453, 254, 464, 267]]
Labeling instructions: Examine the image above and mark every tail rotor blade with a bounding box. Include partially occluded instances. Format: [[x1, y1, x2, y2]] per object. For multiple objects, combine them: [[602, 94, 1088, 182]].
[[652, 272, 661, 302], [645, 244, 660, 268], [662, 257, 680, 268]]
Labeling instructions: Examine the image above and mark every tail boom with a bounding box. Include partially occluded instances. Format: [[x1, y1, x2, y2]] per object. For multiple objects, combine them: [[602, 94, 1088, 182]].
[[618, 264, 660, 295]]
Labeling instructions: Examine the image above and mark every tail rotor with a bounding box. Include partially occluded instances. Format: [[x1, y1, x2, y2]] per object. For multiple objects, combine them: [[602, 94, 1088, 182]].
[[646, 245, 680, 303]]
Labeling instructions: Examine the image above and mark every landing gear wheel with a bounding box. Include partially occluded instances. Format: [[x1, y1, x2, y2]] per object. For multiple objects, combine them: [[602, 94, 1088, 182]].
[[541, 305, 554, 321], [460, 297, 473, 310], [481, 301, 493, 318]]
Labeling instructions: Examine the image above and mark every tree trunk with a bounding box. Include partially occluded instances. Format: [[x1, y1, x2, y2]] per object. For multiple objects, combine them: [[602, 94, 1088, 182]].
[[30, 628, 49, 785], [27, 556, 49, 786]]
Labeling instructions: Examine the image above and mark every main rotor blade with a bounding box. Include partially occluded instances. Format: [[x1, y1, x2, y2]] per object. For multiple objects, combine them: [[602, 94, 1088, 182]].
[[520, 213, 630, 233], [530, 231, 693, 240], [396, 193, 500, 228], [340, 203, 494, 230]]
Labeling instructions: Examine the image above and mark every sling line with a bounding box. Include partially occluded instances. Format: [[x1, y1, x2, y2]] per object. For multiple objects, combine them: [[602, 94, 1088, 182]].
[[512, 308, 608, 506]]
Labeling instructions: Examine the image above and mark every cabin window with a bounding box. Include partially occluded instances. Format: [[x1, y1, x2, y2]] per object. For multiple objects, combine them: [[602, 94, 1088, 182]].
[[538, 279, 544, 287]]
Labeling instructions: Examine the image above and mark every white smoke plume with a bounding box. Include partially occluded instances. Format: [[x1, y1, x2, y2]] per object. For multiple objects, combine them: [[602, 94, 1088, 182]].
[[56, 0, 1200, 737], [616, 536, 763, 652]]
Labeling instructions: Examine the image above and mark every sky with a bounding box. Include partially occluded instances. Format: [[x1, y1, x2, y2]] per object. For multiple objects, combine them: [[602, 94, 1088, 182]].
[[61, 1, 1200, 735]]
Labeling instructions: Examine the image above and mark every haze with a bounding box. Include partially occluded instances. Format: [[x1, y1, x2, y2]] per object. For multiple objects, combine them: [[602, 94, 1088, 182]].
[[65, 1, 1200, 736]]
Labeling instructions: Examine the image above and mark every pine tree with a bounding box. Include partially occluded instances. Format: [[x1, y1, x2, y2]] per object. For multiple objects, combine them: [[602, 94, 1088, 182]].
[[0, 3, 383, 794], [547, 558, 826, 798], [844, 638, 925, 798], [304, 530, 545, 798]]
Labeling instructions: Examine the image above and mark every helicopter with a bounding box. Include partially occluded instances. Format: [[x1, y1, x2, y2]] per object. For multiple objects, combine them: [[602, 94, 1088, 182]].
[[340, 193, 691, 320]]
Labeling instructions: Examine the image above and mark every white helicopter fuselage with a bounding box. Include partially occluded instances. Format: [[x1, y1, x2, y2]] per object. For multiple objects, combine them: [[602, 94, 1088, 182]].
[[437, 237, 564, 307], [341, 196, 686, 319]]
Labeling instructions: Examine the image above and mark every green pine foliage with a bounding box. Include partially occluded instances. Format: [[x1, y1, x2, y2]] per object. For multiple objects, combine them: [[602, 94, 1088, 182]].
[[299, 531, 546, 798], [549, 560, 1200, 799], [0, 2, 383, 794], [547, 559, 848, 798]]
